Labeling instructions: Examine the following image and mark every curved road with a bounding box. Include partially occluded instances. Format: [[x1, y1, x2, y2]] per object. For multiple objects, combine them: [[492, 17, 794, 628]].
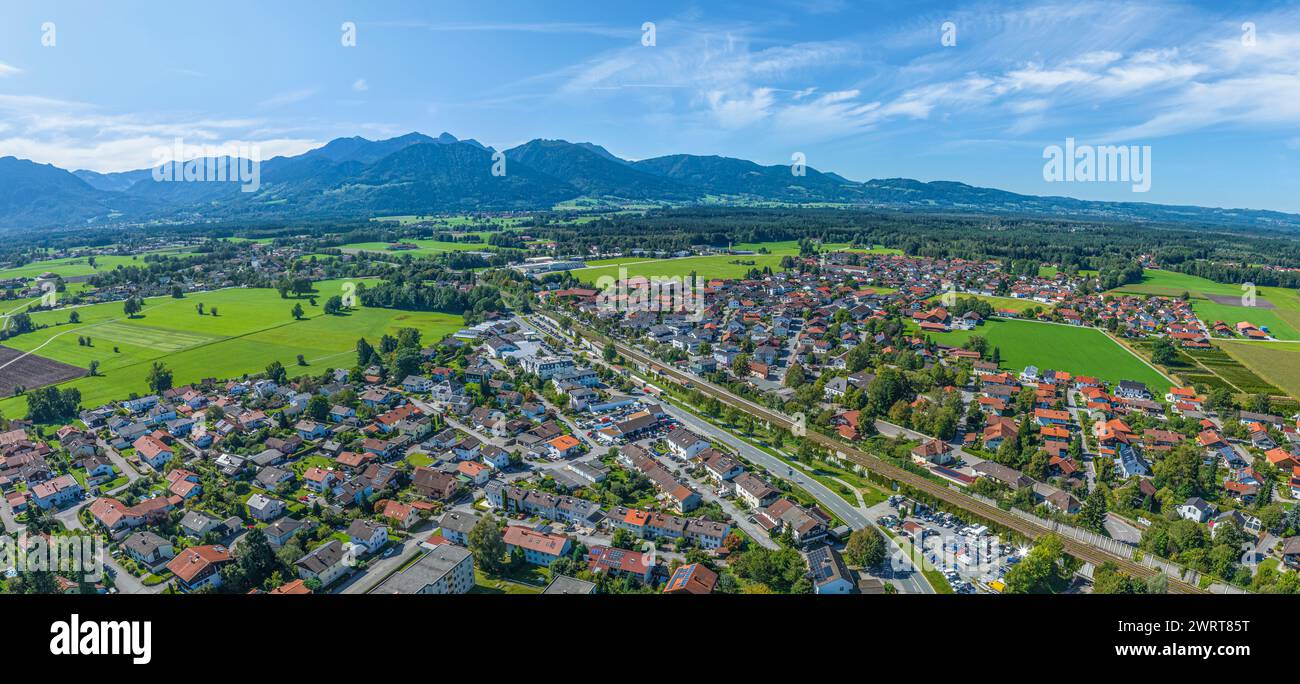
[[551, 312, 1207, 595], [521, 315, 932, 593]]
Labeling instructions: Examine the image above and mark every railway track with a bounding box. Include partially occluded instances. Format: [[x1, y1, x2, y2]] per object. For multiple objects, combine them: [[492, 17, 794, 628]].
[[553, 314, 1209, 595]]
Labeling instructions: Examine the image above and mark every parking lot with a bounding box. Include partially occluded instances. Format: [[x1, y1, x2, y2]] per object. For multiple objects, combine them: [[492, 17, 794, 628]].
[[870, 496, 1022, 594]]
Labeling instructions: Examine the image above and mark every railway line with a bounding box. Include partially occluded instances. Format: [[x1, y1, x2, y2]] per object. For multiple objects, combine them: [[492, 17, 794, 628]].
[[549, 313, 1209, 595]]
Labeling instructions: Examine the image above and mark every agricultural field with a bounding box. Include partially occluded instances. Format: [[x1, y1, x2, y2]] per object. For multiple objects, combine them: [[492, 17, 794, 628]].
[[1110, 269, 1300, 340], [0, 278, 462, 417], [920, 318, 1173, 393], [0, 346, 86, 396], [570, 253, 789, 284], [1129, 340, 1282, 398], [1215, 341, 1300, 400]]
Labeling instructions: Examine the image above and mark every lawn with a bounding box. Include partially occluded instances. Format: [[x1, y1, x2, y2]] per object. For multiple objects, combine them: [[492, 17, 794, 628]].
[[0, 278, 462, 417], [1215, 341, 1300, 400], [471, 568, 545, 594], [921, 318, 1172, 393], [1109, 269, 1300, 340]]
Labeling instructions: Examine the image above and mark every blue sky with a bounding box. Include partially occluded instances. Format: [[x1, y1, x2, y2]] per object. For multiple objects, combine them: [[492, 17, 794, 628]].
[[1, 0, 1299, 211]]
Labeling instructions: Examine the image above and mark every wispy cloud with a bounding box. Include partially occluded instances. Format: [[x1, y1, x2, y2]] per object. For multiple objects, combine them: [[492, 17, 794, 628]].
[[372, 20, 635, 39], [510, 2, 1300, 149], [258, 88, 317, 110], [0, 62, 22, 77]]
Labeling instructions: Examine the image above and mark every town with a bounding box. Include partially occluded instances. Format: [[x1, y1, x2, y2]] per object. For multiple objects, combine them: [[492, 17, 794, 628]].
[[1, 232, 1298, 597]]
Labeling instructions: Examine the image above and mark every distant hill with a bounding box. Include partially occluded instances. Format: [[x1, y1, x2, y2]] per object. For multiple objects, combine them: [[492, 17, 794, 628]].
[[2, 132, 1298, 232], [505, 139, 696, 200]]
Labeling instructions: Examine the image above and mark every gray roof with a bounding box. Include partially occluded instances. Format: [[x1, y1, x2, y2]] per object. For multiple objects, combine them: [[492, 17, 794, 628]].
[[439, 511, 480, 536], [180, 510, 218, 532], [346, 518, 385, 538], [123, 531, 170, 556], [295, 539, 345, 575], [369, 545, 471, 594], [542, 575, 597, 595]]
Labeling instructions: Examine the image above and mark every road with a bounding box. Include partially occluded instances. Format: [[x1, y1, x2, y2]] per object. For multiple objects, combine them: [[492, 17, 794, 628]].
[[520, 315, 932, 591], [624, 374, 931, 593], [551, 311, 1209, 594], [98, 438, 143, 486], [339, 531, 429, 594], [103, 554, 170, 594], [0, 498, 19, 535]]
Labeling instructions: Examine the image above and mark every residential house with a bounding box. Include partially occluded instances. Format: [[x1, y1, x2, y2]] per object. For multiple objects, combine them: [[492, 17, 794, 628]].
[[166, 545, 232, 593]]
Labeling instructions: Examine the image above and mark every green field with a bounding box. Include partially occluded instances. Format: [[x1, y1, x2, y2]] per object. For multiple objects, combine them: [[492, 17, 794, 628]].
[[928, 294, 1049, 313], [371, 215, 528, 228], [0, 278, 462, 417], [565, 240, 866, 280], [339, 237, 497, 256], [570, 254, 789, 284], [1216, 341, 1300, 399], [1038, 266, 1099, 278], [578, 256, 654, 268], [0, 254, 191, 281], [1110, 269, 1300, 340], [840, 245, 904, 255], [730, 240, 851, 255], [920, 318, 1172, 392]]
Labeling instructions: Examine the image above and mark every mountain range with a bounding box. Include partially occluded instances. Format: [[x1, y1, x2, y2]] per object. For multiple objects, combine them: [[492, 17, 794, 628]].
[[2, 131, 1298, 231]]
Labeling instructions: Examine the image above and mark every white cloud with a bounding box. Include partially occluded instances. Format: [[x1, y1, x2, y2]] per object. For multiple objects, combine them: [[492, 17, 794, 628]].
[[352, 78, 368, 92], [704, 88, 775, 128], [0, 94, 321, 171], [0, 62, 21, 77]]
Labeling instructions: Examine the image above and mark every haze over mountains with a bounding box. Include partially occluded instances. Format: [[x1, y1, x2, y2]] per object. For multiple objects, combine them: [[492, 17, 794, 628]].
[[2, 132, 1299, 231]]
